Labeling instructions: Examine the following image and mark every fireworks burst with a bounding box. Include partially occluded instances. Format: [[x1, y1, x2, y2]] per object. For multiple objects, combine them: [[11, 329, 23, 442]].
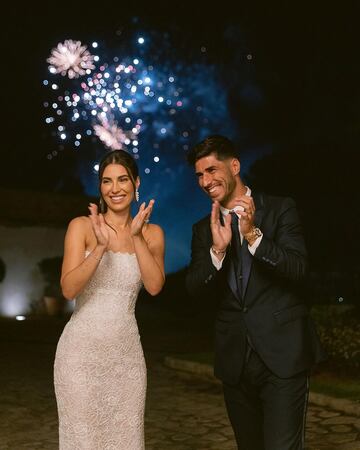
[[47, 40, 95, 79], [93, 117, 135, 150], [42, 32, 237, 184]]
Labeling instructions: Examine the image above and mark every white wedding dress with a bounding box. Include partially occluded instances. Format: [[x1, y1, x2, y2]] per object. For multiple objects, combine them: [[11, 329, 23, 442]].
[[54, 251, 146, 450]]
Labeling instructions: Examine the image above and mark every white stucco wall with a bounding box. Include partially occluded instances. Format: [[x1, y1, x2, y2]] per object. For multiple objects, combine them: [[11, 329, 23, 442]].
[[0, 225, 69, 316]]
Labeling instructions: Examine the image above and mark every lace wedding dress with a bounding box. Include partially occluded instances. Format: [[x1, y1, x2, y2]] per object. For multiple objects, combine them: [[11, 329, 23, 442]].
[[54, 251, 146, 450]]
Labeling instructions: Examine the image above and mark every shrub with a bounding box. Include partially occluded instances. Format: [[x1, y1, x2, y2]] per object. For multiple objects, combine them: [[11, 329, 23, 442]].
[[311, 305, 360, 374], [0, 258, 5, 283], [38, 256, 63, 298]]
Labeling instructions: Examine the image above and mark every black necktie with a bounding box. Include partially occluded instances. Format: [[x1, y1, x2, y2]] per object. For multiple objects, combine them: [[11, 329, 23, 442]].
[[230, 212, 243, 295]]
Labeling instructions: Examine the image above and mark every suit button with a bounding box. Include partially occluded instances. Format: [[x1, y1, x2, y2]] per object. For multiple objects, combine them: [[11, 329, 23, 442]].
[[243, 306, 248, 313]]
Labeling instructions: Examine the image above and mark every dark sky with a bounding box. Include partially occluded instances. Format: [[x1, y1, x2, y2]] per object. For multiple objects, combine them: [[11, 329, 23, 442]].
[[1, 2, 359, 272]]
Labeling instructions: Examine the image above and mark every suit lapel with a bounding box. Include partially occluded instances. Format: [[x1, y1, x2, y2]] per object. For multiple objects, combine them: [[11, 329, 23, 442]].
[[204, 192, 265, 301], [212, 214, 242, 301], [242, 192, 265, 298]]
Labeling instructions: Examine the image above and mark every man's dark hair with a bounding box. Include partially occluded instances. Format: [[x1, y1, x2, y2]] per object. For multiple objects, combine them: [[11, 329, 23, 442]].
[[187, 135, 239, 166]]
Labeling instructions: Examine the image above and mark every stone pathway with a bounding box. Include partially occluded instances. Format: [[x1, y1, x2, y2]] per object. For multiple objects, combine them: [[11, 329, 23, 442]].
[[0, 317, 359, 449]]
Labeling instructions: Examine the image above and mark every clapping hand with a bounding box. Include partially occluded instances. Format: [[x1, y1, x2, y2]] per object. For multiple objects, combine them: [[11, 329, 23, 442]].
[[131, 200, 155, 236], [210, 201, 232, 252], [232, 195, 256, 235], [88, 203, 110, 248]]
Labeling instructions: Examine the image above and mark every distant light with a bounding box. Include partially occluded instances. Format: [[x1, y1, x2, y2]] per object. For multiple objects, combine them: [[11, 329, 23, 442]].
[[201, 46, 207, 53], [51, 84, 58, 90], [132, 148, 138, 153], [144, 77, 151, 84], [169, 76, 174, 82], [138, 37, 145, 44], [94, 164, 99, 172], [247, 54, 253, 60], [124, 100, 132, 106], [94, 56, 100, 62], [92, 42, 98, 48], [133, 59, 139, 64], [125, 117, 131, 123], [338, 297, 344, 302], [145, 168, 150, 174], [16, 315, 26, 321], [160, 128, 166, 134], [86, 129, 92, 136], [158, 96, 164, 103], [154, 156, 160, 162], [43, 80, 49, 86], [49, 67, 57, 74], [132, 140, 138, 146], [60, 133, 66, 140], [74, 141, 80, 147], [76, 133, 81, 139], [58, 125, 64, 131]]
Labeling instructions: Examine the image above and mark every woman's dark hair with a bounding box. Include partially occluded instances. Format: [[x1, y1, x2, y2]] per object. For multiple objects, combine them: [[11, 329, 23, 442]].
[[98, 150, 139, 213], [187, 135, 239, 166]]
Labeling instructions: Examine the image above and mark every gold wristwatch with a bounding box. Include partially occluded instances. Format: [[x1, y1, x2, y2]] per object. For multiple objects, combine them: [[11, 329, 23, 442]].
[[244, 227, 263, 242]]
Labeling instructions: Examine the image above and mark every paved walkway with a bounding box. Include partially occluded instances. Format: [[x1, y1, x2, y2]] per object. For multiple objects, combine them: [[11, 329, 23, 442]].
[[0, 315, 359, 449]]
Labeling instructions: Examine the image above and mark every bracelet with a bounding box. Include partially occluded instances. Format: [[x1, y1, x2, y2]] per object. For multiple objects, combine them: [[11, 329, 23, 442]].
[[89, 252, 102, 262], [211, 246, 226, 255]]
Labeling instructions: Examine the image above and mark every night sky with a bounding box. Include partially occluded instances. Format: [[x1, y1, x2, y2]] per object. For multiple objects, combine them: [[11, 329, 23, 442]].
[[1, 2, 359, 274]]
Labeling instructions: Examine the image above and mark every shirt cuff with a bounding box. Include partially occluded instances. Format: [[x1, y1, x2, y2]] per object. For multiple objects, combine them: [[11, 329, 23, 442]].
[[248, 235, 263, 255], [210, 247, 226, 270]]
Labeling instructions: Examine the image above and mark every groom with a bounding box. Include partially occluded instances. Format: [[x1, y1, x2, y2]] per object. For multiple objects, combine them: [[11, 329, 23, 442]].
[[186, 135, 325, 450]]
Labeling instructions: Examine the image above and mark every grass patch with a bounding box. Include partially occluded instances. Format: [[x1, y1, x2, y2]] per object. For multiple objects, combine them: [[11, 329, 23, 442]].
[[170, 352, 360, 402], [171, 352, 213, 365], [310, 372, 360, 402]]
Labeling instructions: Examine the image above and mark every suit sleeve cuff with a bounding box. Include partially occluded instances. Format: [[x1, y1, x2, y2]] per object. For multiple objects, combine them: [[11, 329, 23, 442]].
[[248, 235, 263, 255], [210, 247, 226, 270]]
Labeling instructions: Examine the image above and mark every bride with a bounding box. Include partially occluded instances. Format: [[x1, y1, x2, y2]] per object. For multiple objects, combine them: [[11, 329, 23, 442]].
[[54, 149, 165, 449]]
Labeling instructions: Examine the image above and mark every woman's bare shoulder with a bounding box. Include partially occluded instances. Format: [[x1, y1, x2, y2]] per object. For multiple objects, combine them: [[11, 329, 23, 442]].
[[66, 216, 92, 233], [143, 223, 164, 241]]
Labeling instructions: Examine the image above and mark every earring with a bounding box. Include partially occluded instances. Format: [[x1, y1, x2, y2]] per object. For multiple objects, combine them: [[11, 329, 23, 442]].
[[135, 188, 139, 202]]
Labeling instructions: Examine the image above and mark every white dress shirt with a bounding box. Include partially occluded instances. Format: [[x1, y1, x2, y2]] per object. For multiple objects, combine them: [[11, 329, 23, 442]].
[[210, 187, 263, 270]]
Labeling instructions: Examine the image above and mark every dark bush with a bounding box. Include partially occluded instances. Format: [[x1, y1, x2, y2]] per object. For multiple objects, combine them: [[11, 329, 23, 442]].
[[311, 305, 360, 375], [0, 258, 5, 283], [38, 256, 63, 297]]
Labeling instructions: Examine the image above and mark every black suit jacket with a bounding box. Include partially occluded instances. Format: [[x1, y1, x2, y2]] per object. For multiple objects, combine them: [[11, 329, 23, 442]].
[[186, 193, 326, 385]]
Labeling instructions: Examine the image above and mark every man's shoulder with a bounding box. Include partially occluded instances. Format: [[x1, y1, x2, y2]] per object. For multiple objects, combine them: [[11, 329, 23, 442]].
[[193, 213, 211, 230], [256, 192, 296, 210]]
